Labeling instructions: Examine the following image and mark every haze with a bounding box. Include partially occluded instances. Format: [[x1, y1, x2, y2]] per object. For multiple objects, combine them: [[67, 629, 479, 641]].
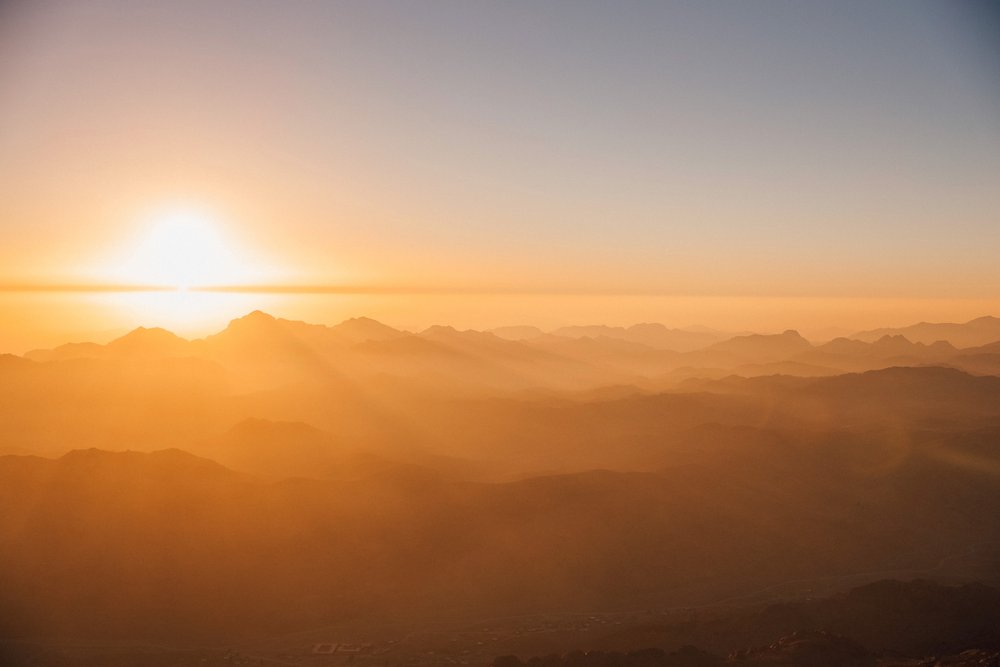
[[2, 3, 1000, 667]]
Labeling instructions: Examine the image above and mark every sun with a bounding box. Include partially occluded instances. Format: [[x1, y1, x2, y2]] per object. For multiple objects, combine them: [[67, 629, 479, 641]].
[[87, 206, 289, 334], [114, 208, 261, 289]]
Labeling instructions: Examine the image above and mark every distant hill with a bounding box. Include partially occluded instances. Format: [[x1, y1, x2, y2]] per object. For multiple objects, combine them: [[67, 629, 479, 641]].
[[25, 313, 407, 364], [682, 365, 1000, 419], [27, 327, 192, 361], [851, 316, 1000, 348], [786, 335, 959, 373], [3, 402, 1000, 643], [18, 314, 1000, 400], [106, 326, 191, 357], [328, 315, 408, 343], [5, 314, 1000, 659], [700, 330, 813, 364], [818, 334, 955, 358], [24, 341, 105, 362]]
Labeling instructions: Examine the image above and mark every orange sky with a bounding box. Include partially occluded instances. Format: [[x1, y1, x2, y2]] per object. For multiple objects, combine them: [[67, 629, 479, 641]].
[[1, 2, 998, 349]]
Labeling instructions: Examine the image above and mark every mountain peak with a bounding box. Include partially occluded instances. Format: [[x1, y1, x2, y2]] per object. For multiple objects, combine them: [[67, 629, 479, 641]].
[[874, 334, 912, 346], [330, 316, 405, 342], [56, 447, 235, 477], [239, 310, 276, 323], [223, 310, 280, 332], [107, 326, 189, 356], [111, 326, 186, 344], [851, 315, 1000, 347], [706, 328, 813, 362], [422, 325, 459, 335]]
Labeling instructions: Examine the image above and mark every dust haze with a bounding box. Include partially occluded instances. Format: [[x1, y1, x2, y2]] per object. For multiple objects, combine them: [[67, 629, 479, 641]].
[[2, 312, 1000, 666], [3, 1, 1000, 664]]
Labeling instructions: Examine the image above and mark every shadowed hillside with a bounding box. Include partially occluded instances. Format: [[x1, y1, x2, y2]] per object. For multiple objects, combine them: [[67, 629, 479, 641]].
[[2, 314, 1000, 662]]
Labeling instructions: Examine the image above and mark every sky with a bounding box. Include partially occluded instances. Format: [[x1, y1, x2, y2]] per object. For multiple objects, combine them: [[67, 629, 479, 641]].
[[0, 1, 999, 348]]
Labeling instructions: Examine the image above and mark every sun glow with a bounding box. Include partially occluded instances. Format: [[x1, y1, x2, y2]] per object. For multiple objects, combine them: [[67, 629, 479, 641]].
[[113, 209, 265, 290]]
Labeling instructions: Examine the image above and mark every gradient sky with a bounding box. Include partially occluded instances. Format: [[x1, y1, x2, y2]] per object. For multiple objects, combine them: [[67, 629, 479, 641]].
[[1, 1, 999, 346]]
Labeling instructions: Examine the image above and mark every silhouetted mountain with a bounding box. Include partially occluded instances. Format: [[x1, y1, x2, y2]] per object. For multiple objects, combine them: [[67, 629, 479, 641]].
[[24, 341, 105, 362], [818, 335, 955, 358], [789, 335, 959, 373], [193, 310, 339, 361], [3, 413, 999, 643], [24, 327, 192, 362], [729, 360, 841, 378], [681, 365, 1000, 423], [419, 325, 535, 356], [22, 313, 406, 369], [963, 340, 1000, 355], [5, 314, 1000, 655], [852, 316, 1000, 348], [800, 366, 1000, 417], [328, 316, 407, 343], [106, 326, 191, 357], [700, 330, 813, 363], [17, 315, 1000, 403], [0, 353, 34, 369]]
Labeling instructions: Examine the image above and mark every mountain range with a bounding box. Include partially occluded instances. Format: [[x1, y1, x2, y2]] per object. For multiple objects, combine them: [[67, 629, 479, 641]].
[[2, 312, 1000, 661], [18, 312, 1000, 394]]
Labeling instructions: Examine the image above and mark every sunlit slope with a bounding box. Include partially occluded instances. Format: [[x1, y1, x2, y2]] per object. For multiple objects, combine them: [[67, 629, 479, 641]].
[[3, 316, 1000, 644], [2, 417, 999, 642], [6, 339, 1000, 477]]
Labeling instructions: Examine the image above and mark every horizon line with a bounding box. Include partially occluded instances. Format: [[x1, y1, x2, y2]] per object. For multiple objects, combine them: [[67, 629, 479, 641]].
[[2, 283, 1000, 300]]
